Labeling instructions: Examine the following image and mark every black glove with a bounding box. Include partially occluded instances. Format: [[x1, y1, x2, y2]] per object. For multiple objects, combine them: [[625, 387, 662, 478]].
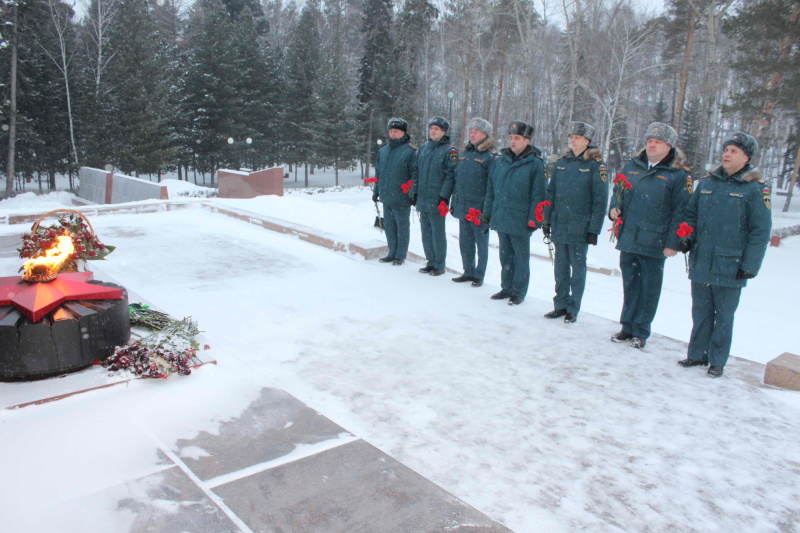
[[586, 232, 597, 245], [372, 192, 379, 203], [736, 269, 755, 280], [679, 238, 692, 253], [438, 197, 449, 207], [481, 227, 490, 235], [409, 194, 417, 207], [543, 225, 551, 238]]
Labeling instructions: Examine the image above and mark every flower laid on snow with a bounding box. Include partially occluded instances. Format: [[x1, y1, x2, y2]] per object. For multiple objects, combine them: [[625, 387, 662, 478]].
[[438, 201, 449, 217], [400, 180, 414, 194], [676, 222, 694, 238], [465, 208, 484, 225], [104, 304, 202, 378]]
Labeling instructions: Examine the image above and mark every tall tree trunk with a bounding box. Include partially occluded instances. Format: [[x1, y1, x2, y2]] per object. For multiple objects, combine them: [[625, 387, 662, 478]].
[[493, 45, 507, 136], [674, 7, 697, 132], [461, 77, 470, 142], [5, 5, 18, 198], [782, 145, 800, 212]]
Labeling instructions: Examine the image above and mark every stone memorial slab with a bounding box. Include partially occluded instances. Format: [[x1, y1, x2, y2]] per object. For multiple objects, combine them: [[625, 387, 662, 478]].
[[214, 439, 513, 533], [174, 387, 352, 481]]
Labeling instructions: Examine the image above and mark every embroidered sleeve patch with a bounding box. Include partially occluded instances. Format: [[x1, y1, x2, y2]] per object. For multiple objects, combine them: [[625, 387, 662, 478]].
[[686, 175, 693, 194], [450, 147, 459, 164], [599, 164, 607, 183], [763, 185, 771, 210]]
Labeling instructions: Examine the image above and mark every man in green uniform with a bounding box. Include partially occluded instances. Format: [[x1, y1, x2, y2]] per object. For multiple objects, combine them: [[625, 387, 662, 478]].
[[450, 117, 496, 287], [543, 122, 608, 323], [374, 118, 417, 266], [609, 122, 691, 349], [677, 132, 771, 378], [413, 116, 456, 276], [483, 121, 547, 306]]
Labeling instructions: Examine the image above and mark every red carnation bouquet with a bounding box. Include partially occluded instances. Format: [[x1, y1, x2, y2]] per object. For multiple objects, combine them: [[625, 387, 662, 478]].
[[533, 200, 553, 260], [676, 222, 694, 238], [465, 208, 484, 225], [438, 201, 449, 217], [364, 177, 378, 184], [401, 180, 413, 194], [18, 213, 114, 272], [609, 174, 632, 242]]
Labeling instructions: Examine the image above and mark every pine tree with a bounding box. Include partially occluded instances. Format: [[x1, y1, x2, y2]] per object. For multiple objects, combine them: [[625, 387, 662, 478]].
[[679, 96, 703, 173], [653, 95, 669, 123], [284, 2, 322, 184], [102, 0, 176, 176], [357, 0, 395, 173], [316, 33, 358, 184]]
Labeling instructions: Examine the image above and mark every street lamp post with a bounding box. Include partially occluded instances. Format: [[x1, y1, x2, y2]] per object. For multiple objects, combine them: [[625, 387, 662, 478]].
[[447, 91, 454, 120], [227, 136, 253, 170]]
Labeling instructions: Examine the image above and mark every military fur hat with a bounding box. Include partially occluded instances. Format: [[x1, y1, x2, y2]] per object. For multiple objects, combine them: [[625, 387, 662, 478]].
[[428, 116, 450, 133], [468, 117, 493, 137], [644, 122, 678, 147], [387, 117, 408, 132], [508, 120, 534, 139], [723, 131, 759, 160], [568, 121, 595, 141]]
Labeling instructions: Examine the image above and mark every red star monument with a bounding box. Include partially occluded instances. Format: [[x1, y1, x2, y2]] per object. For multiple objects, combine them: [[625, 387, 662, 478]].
[[0, 272, 123, 322]]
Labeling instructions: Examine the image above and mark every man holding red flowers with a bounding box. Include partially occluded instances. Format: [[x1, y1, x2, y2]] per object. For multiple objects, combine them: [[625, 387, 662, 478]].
[[374, 118, 418, 266], [676, 132, 771, 378], [483, 120, 547, 306], [608, 122, 692, 349], [411, 116, 456, 277], [542, 121, 608, 324], [449, 117, 497, 287]]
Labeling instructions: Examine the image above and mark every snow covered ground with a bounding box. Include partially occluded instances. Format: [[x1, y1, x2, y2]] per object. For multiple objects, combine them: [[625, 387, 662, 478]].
[[1, 186, 799, 532]]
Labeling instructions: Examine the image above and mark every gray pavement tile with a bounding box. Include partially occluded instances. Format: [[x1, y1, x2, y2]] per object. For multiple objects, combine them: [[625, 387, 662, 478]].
[[214, 439, 514, 533], [121, 466, 241, 533], [175, 387, 352, 482]]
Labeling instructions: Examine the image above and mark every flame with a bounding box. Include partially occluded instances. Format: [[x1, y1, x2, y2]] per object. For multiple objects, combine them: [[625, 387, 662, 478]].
[[22, 234, 75, 281]]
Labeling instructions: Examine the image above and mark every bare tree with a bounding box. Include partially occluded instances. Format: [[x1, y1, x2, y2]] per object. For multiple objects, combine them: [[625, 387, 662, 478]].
[[82, 0, 119, 99], [38, 0, 80, 170]]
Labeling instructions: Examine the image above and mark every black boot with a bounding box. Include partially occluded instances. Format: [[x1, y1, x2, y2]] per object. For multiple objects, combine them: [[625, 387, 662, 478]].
[[564, 313, 577, 323], [471, 279, 483, 287], [452, 275, 472, 283], [430, 269, 445, 276], [677, 359, 708, 368], [507, 296, 524, 306], [707, 366, 724, 378], [544, 309, 567, 319], [419, 266, 434, 273], [379, 256, 394, 263], [392, 258, 404, 266], [491, 290, 511, 300], [610, 330, 633, 343], [631, 337, 646, 349]]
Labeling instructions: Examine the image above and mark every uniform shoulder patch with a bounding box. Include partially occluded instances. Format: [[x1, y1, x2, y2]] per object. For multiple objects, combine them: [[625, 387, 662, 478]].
[[686, 175, 693, 195], [763, 184, 771, 210], [594, 156, 603, 162], [599, 163, 607, 183], [450, 147, 459, 164]]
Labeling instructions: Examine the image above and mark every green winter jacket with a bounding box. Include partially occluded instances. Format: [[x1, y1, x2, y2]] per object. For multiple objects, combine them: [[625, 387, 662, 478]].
[[375, 135, 418, 206], [412, 136, 456, 213], [451, 137, 497, 219], [545, 147, 609, 244], [483, 145, 547, 237], [610, 148, 692, 258], [684, 165, 772, 288]]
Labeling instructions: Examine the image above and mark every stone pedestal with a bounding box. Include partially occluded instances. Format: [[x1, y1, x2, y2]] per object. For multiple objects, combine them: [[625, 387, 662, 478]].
[[764, 353, 800, 391]]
